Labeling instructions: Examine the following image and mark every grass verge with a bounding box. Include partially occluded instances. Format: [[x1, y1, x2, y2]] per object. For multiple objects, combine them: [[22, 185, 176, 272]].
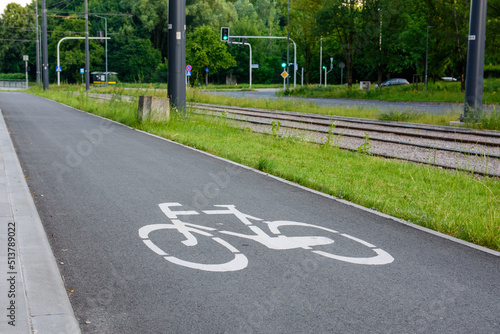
[[52, 84, 464, 127], [29, 87, 500, 252], [283, 79, 500, 104]]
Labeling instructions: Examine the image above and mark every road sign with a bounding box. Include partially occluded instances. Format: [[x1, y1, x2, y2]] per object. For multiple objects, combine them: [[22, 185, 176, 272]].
[[281, 71, 289, 79], [186, 65, 192, 71], [186, 71, 191, 77], [56, 66, 62, 72], [251, 64, 259, 68], [23, 55, 29, 61], [339, 62, 345, 69], [205, 67, 209, 73], [80, 68, 84, 74]]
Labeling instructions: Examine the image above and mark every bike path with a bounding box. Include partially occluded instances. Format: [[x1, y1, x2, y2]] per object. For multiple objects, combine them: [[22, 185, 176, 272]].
[[0, 91, 499, 333]]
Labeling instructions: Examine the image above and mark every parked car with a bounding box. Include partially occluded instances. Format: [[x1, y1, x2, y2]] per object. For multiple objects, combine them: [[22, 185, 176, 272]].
[[375, 78, 410, 88], [441, 77, 458, 82]]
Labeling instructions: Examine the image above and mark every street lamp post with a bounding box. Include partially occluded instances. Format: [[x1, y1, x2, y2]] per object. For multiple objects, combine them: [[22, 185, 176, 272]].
[[425, 26, 434, 92]]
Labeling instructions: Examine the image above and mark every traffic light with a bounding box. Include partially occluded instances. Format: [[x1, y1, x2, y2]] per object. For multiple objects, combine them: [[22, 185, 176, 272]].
[[221, 27, 229, 41], [281, 56, 287, 68]]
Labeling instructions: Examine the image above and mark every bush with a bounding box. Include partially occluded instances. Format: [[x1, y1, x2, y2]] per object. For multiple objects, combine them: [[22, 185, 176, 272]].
[[0, 73, 25, 80], [485, 65, 500, 78]]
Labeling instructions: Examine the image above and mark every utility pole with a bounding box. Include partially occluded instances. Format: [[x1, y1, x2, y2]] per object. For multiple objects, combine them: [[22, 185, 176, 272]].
[[85, 0, 90, 91], [41, 0, 49, 90], [463, 0, 488, 117], [168, 0, 186, 112]]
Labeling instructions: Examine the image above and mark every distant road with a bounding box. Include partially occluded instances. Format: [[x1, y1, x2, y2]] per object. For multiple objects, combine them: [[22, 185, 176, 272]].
[[205, 88, 466, 115]]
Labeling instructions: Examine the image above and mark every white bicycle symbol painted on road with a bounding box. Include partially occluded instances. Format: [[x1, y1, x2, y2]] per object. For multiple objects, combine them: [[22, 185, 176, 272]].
[[138, 203, 394, 272]]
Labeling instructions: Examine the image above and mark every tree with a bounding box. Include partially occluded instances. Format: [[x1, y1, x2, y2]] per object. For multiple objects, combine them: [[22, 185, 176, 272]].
[[187, 0, 238, 32], [317, 0, 364, 87], [290, 0, 324, 84], [186, 26, 236, 84], [0, 3, 31, 74], [48, 17, 104, 83], [109, 35, 161, 82]]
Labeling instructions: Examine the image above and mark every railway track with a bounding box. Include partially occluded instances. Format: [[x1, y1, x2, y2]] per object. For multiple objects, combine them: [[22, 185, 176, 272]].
[[191, 102, 500, 177]]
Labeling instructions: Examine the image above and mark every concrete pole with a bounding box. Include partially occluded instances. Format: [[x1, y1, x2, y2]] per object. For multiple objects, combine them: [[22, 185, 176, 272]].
[[464, 0, 488, 116]]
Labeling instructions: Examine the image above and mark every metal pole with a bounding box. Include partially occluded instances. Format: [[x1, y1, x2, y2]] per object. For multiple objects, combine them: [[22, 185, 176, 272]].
[[85, 0, 90, 91], [464, 0, 488, 116], [249, 43, 252, 89], [425, 26, 433, 92], [293, 41, 296, 89], [25, 60, 28, 89], [341, 67, 343, 88], [324, 67, 327, 87], [301, 67, 304, 86], [168, 0, 186, 112], [319, 36, 322, 86], [286, 0, 290, 90], [41, 0, 49, 90], [35, 0, 40, 85]]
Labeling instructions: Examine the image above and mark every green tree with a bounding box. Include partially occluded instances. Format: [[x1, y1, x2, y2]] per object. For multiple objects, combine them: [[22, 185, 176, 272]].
[[48, 17, 104, 83], [290, 0, 324, 84], [187, 0, 238, 32], [109, 35, 161, 82], [186, 25, 236, 84], [0, 3, 31, 74], [317, 0, 364, 87]]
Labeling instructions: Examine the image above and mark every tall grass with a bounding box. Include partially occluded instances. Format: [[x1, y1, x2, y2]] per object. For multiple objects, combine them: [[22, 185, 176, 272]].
[[28, 87, 500, 251]]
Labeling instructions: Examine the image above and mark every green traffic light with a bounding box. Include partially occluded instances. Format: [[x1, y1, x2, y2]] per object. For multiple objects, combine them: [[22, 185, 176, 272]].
[[281, 63, 286, 68], [223, 36, 228, 40]]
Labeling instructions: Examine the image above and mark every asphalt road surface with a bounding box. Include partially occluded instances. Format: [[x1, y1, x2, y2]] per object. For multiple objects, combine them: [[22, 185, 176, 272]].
[[205, 89, 465, 115], [1, 91, 499, 334]]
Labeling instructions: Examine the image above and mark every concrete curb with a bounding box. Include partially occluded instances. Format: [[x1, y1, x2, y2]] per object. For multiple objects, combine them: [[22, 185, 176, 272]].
[[0, 108, 81, 334]]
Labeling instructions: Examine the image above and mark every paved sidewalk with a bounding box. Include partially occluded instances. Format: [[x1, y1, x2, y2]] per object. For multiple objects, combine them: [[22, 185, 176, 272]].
[[0, 109, 80, 333]]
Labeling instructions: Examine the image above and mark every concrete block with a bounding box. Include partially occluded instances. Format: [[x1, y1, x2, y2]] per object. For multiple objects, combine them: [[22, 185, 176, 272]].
[[137, 96, 170, 122]]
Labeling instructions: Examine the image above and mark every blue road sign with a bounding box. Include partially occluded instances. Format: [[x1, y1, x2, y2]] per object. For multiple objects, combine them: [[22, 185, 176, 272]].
[[56, 66, 62, 72], [186, 65, 192, 71], [186, 71, 191, 77], [80, 68, 85, 74], [205, 67, 209, 73]]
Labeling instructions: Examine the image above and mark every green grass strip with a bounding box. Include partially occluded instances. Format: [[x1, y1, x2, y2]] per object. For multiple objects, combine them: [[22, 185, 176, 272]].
[[30, 87, 500, 252]]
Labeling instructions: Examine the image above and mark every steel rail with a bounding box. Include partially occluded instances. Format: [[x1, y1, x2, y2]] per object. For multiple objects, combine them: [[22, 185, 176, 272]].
[[192, 104, 500, 148], [192, 102, 500, 139]]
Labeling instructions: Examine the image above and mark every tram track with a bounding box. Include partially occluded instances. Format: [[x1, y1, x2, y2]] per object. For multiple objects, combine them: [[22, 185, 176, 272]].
[[190, 103, 500, 177]]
